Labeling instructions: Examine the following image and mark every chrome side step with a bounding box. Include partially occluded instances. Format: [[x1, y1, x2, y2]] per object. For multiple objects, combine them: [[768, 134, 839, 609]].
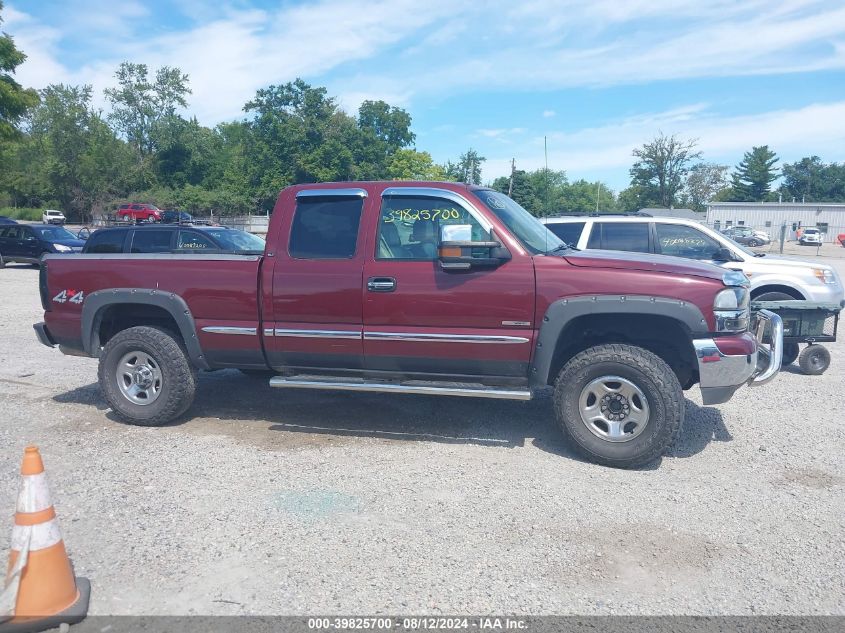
[[268, 375, 532, 400]]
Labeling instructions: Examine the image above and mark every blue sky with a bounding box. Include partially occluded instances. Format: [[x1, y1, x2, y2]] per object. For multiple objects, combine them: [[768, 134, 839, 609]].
[[4, 0, 845, 191]]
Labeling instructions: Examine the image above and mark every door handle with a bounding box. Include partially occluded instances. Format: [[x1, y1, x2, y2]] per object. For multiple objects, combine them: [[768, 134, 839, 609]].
[[367, 277, 396, 292]]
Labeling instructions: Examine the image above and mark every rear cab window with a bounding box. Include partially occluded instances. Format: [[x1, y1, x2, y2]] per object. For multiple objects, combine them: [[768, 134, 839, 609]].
[[288, 195, 364, 259]]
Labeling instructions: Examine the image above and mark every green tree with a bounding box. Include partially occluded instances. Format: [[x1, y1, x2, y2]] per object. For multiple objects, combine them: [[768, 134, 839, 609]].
[[629, 133, 701, 208], [729, 146, 779, 201], [445, 148, 485, 185], [560, 179, 616, 214], [492, 169, 540, 213], [386, 148, 445, 180], [105, 62, 191, 157], [681, 162, 730, 212], [0, 1, 39, 141], [781, 156, 845, 202]]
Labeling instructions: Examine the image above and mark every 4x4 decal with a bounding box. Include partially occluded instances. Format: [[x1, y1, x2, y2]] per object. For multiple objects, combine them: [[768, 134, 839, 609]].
[[53, 289, 84, 305]]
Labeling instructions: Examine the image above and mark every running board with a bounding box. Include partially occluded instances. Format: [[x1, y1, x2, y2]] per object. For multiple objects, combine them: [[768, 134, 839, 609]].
[[268, 376, 532, 400]]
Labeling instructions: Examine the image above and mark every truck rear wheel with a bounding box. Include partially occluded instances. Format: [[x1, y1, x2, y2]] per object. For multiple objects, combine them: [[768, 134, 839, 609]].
[[98, 326, 197, 426], [553, 343, 683, 468]]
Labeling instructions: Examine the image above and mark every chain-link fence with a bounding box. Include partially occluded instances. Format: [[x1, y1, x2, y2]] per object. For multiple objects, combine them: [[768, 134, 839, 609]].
[[702, 221, 845, 250]]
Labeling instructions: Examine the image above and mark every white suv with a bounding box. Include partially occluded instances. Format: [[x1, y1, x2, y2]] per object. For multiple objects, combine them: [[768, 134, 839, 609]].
[[541, 215, 844, 304], [42, 209, 66, 225], [799, 227, 823, 246]]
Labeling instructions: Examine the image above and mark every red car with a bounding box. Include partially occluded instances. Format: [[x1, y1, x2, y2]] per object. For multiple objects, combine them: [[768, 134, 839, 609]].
[[838, 233, 845, 247], [35, 181, 783, 468], [116, 203, 162, 223]]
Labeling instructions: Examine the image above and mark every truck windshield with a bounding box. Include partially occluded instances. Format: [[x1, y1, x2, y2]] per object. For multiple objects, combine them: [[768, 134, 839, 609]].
[[205, 229, 266, 254], [474, 190, 564, 255]]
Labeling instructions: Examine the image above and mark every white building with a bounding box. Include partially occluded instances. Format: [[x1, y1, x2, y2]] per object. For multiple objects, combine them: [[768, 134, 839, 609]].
[[706, 202, 845, 242]]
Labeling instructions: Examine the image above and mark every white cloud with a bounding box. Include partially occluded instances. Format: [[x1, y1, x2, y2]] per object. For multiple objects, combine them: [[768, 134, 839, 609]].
[[543, 110, 556, 118], [482, 101, 845, 188], [6, 0, 457, 122], [8, 0, 845, 125], [477, 127, 526, 139]]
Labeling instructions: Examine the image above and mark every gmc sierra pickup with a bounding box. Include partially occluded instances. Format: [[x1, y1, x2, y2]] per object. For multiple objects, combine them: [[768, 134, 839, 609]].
[[34, 182, 783, 468]]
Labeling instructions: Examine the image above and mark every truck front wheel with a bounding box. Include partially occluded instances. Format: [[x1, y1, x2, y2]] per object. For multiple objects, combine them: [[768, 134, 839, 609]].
[[553, 343, 684, 468], [98, 326, 197, 426]]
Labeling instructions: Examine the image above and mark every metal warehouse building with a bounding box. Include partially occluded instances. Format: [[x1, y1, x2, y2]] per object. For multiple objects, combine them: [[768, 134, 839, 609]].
[[706, 202, 845, 243]]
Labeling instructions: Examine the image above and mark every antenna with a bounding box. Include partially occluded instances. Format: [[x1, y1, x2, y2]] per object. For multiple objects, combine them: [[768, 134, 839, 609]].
[[595, 182, 600, 214], [508, 158, 515, 197], [544, 136, 550, 216]]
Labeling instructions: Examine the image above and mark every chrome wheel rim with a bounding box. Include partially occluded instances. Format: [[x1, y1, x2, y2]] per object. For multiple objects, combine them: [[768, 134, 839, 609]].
[[578, 375, 650, 442], [116, 351, 163, 405]]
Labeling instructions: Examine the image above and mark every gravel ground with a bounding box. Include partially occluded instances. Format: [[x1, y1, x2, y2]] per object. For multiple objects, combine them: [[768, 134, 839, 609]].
[[0, 258, 843, 616]]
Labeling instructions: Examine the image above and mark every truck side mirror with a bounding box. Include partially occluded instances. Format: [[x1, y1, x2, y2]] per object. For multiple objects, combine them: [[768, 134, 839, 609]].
[[438, 225, 511, 271], [713, 247, 735, 262]]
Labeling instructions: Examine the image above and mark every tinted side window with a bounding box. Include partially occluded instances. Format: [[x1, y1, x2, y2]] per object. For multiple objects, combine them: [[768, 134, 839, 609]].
[[587, 224, 601, 249], [376, 195, 489, 260], [289, 197, 363, 259], [130, 230, 173, 253], [86, 230, 127, 254], [547, 222, 585, 246], [0, 227, 9, 238], [177, 231, 217, 250], [596, 222, 650, 253], [656, 224, 722, 260]]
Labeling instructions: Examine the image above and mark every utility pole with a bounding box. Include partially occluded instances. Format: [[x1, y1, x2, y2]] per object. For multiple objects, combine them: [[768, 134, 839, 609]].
[[507, 158, 515, 197], [595, 182, 601, 214]]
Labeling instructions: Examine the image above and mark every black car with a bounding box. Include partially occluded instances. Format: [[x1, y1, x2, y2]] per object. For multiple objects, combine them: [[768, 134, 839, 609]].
[[82, 224, 266, 255], [160, 209, 194, 224], [0, 224, 85, 266], [0, 216, 18, 225]]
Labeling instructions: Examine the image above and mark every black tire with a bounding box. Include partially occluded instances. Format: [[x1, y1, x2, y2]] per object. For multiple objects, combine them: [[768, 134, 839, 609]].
[[0, 252, 5, 269], [747, 239, 760, 247], [122, 214, 131, 222], [98, 326, 197, 426], [781, 341, 800, 366], [753, 291, 797, 302], [553, 343, 683, 468], [798, 345, 830, 375]]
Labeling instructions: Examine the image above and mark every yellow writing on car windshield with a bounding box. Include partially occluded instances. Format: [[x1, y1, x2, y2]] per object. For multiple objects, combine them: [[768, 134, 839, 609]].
[[383, 208, 462, 223]]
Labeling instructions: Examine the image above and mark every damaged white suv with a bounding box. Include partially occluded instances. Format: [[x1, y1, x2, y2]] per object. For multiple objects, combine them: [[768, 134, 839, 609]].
[[542, 215, 844, 304]]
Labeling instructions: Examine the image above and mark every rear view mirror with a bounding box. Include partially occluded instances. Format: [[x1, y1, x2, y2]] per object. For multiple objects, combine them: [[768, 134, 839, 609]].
[[438, 225, 511, 271], [77, 228, 90, 240]]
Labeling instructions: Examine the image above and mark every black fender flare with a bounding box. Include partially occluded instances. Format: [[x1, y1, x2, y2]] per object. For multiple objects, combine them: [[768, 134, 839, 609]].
[[81, 288, 209, 370], [529, 294, 709, 388]]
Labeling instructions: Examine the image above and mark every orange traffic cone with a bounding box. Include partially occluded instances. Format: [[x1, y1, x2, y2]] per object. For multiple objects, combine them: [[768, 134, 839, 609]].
[[0, 446, 90, 633]]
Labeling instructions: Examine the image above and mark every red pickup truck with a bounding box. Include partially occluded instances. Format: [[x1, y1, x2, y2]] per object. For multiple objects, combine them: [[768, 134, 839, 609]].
[[34, 182, 783, 468]]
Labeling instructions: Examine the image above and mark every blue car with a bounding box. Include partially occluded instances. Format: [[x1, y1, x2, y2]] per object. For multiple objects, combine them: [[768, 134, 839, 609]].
[[0, 224, 85, 267]]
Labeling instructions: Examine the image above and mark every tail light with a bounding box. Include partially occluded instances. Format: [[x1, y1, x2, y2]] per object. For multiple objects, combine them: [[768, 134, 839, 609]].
[[39, 262, 51, 311]]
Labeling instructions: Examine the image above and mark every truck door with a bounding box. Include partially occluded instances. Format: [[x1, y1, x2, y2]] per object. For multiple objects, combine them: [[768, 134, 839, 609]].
[[362, 187, 535, 381], [264, 188, 369, 372]]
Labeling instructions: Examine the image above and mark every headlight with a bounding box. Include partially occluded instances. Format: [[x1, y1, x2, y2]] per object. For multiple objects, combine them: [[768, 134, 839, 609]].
[[714, 287, 749, 310], [714, 286, 750, 332], [812, 268, 836, 285], [53, 244, 72, 252]]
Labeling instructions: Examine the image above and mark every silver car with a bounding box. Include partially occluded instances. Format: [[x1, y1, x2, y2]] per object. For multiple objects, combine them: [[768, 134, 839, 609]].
[[541, 215, 844, 303]]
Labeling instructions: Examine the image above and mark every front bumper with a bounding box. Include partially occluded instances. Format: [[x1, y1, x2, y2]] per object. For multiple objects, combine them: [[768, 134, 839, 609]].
[[694, 309, 783, 405]]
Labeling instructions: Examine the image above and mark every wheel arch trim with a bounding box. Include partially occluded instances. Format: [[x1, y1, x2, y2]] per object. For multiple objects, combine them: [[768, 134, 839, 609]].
[[530, 295, 708, 388], [81, 289, 210, 370]]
